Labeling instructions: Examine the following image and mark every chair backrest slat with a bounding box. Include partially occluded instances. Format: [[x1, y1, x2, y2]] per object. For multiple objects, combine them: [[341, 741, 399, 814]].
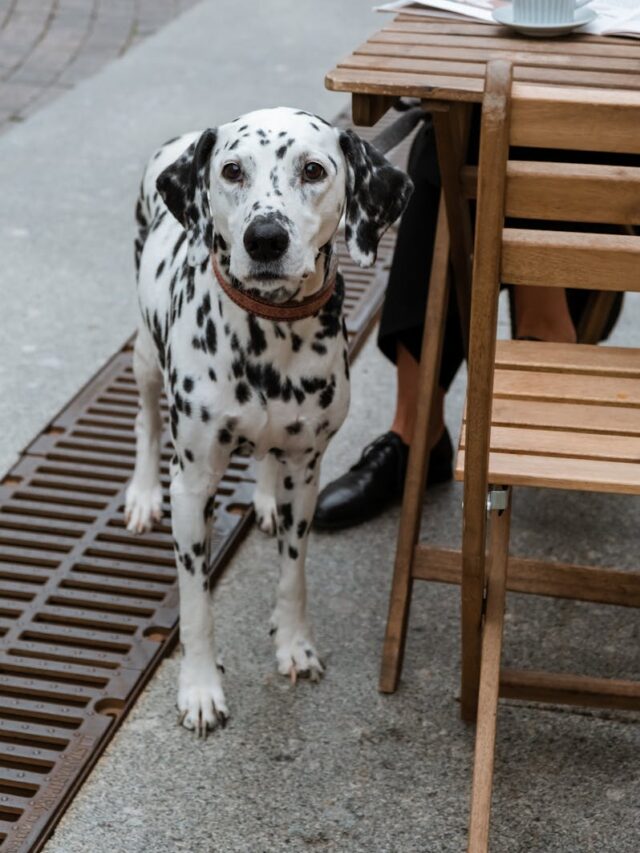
[[510, 84, 640, 153], [505, 162, 640, 225], [482, 77, 640, 294], [501, 229, 640, 292]]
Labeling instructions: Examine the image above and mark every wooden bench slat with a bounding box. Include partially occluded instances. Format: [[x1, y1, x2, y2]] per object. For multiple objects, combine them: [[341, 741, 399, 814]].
[[501, 230, 640, 291], [494, 340, 640, 378]]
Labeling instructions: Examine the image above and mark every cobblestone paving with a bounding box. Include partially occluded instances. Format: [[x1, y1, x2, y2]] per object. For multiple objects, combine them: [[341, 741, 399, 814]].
[[0, 0, 200, 133]]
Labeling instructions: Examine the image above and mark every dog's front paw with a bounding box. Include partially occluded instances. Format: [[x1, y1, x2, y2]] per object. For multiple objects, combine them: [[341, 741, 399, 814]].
[[124, 481, 163, 533], [271, 621, 325, 684], [253, 488, 277, 536], [178, 659, 228, 737]]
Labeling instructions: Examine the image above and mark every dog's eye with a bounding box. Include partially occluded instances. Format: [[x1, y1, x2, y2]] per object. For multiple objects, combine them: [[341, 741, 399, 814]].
[[303, 162, 326, 183], [222, 163, 242, 182]]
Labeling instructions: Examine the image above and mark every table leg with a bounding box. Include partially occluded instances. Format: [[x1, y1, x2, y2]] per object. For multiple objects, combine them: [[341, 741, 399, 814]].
[[380, 193, 451, 693], [432, 103, 474, 357]]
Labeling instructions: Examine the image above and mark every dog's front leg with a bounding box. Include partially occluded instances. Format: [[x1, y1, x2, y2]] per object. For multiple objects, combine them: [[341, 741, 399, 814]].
[[253, 455, 278, 535], [125, 329, 164, 533], [171, 464, 228, 735], [271, 458, 324, 683]]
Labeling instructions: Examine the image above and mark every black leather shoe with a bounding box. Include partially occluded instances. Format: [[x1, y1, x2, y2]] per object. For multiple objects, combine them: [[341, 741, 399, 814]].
[[313, 428, 453, 531]]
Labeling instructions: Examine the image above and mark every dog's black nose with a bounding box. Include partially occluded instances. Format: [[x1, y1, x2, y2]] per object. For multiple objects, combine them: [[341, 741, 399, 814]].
[[244, 218, 290, 262]]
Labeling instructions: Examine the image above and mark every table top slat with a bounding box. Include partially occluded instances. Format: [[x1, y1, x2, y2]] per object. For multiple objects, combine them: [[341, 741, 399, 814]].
[[388, 17, 640, 48], [326, 67, 484, 101], [340, 53, 640, 90], [354, 41, 640, 74], [327, 16, 640, 102], [368, 29, 640, 59]]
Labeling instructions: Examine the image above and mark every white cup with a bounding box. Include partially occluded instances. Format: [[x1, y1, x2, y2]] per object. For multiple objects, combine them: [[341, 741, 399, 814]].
[[512, 0, 591, 25]]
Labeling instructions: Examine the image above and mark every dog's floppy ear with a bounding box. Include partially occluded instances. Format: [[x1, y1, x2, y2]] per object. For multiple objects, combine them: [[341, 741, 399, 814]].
[[339, 129, 413, 268], [156, 129, 217, 268]]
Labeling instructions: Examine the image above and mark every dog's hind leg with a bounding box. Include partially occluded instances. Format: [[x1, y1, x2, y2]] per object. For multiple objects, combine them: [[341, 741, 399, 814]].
[[125, 327, 164, 533], [253, 455, 278, 535], [172, 462, 229, 735], [270, 460, 324, 683]]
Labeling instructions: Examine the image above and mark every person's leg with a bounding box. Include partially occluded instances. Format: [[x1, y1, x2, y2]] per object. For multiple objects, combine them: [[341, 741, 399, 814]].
[[390, 342, 445, 447], [313, 119, 461, 530], [513, 285, 577, 343]]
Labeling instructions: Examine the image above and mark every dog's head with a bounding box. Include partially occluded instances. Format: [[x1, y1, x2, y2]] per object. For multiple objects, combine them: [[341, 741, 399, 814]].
[[157, 107, 413, 300]]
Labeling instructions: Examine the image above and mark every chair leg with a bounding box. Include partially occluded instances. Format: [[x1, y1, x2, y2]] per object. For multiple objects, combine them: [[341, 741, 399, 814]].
[[468, 492, 512, 853], [379, 196, 451, 693], [459, 61, 513, 721]]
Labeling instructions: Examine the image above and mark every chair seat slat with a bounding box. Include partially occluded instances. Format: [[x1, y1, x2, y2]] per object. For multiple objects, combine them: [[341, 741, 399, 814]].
[[456, 448, 640, 493], [493, 368, 640, 407], [460, 424, 640, 463], [494, 340, 640, 378]]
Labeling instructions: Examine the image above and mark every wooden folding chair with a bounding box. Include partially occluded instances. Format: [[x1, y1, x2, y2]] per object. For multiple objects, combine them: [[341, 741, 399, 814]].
[[459, 62, 640, 851], [378, 76, 629, 700]]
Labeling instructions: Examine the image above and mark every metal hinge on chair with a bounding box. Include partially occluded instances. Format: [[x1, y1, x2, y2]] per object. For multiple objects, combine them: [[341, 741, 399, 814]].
[[486, 487, 509, 514]]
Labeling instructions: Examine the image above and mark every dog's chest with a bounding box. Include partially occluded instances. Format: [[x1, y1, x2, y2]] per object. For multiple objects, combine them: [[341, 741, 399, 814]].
[[161, 279, 349, 462]]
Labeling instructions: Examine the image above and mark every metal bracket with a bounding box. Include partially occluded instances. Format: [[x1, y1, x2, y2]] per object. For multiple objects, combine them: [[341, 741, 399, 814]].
[[486, 487, 509, 514]]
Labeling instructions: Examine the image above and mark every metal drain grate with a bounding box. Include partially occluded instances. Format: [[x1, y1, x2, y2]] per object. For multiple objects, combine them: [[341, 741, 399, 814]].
[[0, 201, 399, 850]]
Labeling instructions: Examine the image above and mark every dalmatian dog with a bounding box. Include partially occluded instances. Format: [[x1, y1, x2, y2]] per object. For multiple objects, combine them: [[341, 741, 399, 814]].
[[124, 107, 412, 735]]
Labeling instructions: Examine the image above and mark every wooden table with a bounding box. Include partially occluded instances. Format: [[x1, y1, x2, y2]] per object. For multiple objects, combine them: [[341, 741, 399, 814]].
[[326, 13, 640, 123], [325, 15, 640, 712]]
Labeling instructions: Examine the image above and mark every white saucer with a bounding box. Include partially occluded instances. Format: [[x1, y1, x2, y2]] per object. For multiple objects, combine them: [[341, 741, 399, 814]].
[[492, 5, 597, 37]]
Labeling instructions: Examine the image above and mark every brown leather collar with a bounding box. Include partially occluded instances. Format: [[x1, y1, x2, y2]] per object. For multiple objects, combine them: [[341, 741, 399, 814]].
[[211, 255, 336, 322]]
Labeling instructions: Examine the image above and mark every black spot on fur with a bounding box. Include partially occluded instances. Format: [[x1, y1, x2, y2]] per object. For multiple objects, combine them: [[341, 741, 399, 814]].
[[235, 382, 251, 404], [278, 503, 293, 531], [297, 520, 307, 538], [319, 378, 335, 409], [247, 315, 267, 355], [288, 546, 299, 559], [286, 421, 302, 435], [205, 318, 217, 354], [218, 428, 232, 444], [172, 231, 187, 260], [301, 376, 326, 394]]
